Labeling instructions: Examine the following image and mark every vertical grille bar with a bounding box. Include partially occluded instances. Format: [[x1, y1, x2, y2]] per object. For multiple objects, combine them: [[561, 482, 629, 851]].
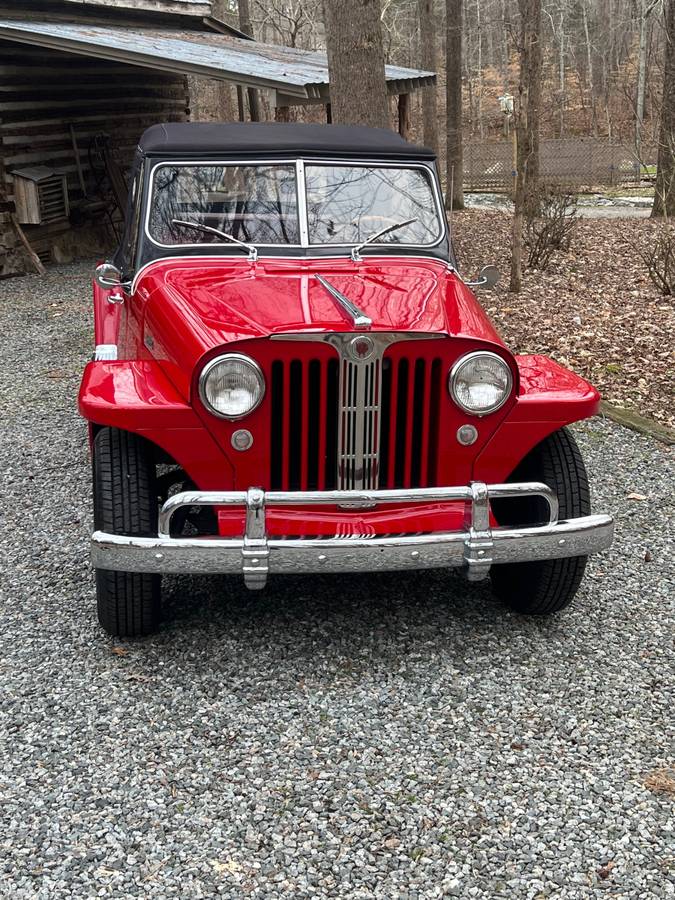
[[393, 358, 409, 488], [403, 359, 417, 487], [270, 361, 284, 490], [417, 360, 432, 488], [325, 359, 339, 490], [385, 357, 400, 489], [307, 360, 321, 491], [427, 359, 442, 487], [316, 361, 326, 490], [300, 359, 310, 490], [288, 360, 302, 490], [281, 360, 292, 490]]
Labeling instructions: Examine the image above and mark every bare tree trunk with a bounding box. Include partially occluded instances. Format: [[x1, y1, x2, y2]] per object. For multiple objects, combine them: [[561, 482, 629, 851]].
[[558, 7, 565, 137], [582, 0, 597, 136], [476, 0, 484, 139], [418, 0, 439, 154], [238, 0, 261, 122], [446, 0, 464, 210], [636, 0, 649, 159], [510, 159, 525, 292], [653, 0, 675, 217], [323, 0, 390, 129], [510, 0, 542, 291], [500, 0, 509, 80], [521, 0, 542, 214]]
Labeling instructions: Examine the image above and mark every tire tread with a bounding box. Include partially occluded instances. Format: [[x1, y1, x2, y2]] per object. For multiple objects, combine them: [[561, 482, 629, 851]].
[[490, 427, 590, 615], [93, 428, 161, 636]]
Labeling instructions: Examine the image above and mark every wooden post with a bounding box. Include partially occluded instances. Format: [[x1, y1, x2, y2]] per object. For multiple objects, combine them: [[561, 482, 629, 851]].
[[247, 88, 261, 122], [275, 105, 291, 123], [398, 94, 411, 140], [326, 102, 332, 124], [237, 86, 246, 122]]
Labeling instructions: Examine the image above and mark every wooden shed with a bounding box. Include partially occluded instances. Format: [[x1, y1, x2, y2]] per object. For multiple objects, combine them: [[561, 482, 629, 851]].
[[0, 0, 435, 277]]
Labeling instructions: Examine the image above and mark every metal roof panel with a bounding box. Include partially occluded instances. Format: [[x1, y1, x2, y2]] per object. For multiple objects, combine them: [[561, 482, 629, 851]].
[[0, 18, 436, 99]]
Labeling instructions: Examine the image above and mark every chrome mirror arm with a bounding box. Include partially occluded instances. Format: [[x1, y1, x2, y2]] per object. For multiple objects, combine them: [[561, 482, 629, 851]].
[[94, 261, 131, 293], [462, 264, 500, 290], [464, 275, 489, 288]]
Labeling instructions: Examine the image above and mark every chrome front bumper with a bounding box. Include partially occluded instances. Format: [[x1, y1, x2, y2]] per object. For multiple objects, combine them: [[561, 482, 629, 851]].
[[91, 482, 614, 589]]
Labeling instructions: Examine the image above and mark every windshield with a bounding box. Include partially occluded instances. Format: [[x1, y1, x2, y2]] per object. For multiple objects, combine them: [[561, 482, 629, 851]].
[[148, 164, 300, 246], [146, 161, 443, 250], [305, 164, 439, 245]]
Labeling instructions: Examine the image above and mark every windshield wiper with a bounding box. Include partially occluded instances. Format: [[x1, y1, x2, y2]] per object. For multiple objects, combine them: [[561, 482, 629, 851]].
[[171, 218, 257, 261], [350, 218, 419, 262]]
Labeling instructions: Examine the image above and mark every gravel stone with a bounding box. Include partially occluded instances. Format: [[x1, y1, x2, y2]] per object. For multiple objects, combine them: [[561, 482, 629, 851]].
[[0, 263, 673, 899]]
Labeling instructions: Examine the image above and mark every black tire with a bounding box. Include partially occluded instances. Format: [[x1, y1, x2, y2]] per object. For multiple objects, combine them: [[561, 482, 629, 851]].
[[93, 428, 161, 636], [490, 427, 591, 615]]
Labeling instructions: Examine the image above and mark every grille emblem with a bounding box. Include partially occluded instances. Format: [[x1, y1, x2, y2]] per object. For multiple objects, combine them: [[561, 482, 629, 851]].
[[349, 336, 375, 361]]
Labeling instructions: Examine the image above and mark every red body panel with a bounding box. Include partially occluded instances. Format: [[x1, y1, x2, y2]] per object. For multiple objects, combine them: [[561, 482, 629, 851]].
[[80, 256, 600, 536]]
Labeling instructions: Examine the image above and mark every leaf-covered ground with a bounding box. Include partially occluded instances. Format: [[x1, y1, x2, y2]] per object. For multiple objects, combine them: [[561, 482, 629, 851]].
[[453, 210, 675, 429]]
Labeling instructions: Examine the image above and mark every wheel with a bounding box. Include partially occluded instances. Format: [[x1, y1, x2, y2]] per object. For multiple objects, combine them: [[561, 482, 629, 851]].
[[93, 427, 161, 636], [490, 427, 591, 615]]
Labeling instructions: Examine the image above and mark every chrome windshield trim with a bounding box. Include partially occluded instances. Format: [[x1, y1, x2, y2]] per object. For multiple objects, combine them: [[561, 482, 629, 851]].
[[296, 158, 309, 248], [143, 157, 446, 253], [315, 274, 372, 330]]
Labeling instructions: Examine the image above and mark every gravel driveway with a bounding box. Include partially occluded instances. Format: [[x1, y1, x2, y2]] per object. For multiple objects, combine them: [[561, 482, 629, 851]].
[[0, 264, 673, 899]]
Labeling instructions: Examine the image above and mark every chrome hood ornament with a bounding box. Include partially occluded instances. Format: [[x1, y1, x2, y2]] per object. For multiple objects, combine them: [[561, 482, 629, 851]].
[[315, 274, 372, 330]]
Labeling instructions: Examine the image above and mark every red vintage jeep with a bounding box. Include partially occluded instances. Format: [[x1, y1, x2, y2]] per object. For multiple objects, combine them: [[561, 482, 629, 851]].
[[79, 122, 613, 637]]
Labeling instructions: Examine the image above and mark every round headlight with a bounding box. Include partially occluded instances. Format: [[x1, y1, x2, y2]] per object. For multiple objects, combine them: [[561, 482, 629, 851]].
[[199, 353, 265, 419], [449, 351, 512, 415]]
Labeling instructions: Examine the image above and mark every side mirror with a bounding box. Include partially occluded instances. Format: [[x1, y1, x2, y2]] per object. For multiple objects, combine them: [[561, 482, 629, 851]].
[[94, 262, 129, 292], [479, 265, 500, 289], [465, 265, 500, 290]]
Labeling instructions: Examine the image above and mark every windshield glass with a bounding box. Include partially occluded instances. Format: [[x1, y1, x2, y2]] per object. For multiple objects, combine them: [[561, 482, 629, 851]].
[[147, 164, 300, 246], [146, 162, 443, 249], [304, 164, 440, 246]]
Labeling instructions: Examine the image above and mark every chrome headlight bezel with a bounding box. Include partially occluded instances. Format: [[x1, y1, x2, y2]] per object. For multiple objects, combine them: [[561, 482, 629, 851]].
[[199, 353, 265, 420], [449, 351, 513, 416]]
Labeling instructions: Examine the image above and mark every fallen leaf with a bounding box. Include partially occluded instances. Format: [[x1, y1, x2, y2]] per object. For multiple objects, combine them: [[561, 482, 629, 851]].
[[111, 646, 128, 656], [644, 550, 653, 562], [644, 768, 675, 796], [510, 742, 525, 751], [211, 859, 242, 874], [597, 861, 615, 880], [626, 492, 648, 501]]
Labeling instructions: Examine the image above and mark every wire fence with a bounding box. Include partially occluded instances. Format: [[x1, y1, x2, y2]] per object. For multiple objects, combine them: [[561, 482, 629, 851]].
[[463, 138, 658, 191]]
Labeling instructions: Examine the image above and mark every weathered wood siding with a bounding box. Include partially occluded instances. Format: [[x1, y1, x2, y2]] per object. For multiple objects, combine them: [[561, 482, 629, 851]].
[[0, 40, 189, 269]]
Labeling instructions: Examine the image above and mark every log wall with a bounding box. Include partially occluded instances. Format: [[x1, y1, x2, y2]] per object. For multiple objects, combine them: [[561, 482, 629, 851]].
[[0, 40, 189, 273]]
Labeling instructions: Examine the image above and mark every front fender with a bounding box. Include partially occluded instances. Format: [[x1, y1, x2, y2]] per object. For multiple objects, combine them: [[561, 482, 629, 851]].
[[78, 360, 234, 489], [473, 355, 600, 483]]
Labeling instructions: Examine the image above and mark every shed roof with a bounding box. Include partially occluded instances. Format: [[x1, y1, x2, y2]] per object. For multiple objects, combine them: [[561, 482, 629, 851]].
[[62, 0, 213, 17], [0, 18, 436, 102]]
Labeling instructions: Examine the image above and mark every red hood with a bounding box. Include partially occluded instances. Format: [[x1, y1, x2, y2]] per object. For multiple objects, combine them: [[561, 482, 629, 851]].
[[139, 256, 505, 395]]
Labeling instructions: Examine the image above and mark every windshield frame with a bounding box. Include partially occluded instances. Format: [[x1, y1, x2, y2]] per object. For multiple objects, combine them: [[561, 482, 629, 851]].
[[143, 157, 447, 255]]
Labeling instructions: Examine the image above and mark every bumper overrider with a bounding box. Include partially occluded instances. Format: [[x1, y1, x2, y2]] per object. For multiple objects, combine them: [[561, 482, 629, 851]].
[[91, 482, 614, 589]]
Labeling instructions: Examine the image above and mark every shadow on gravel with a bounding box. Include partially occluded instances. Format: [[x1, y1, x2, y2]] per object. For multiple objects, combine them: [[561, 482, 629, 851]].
[[147, 568, 566, 672]]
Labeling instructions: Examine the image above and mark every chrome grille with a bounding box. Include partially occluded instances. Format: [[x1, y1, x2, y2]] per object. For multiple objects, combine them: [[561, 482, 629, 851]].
[[269, 334, 443, 492], [338, 357, 381, 490]]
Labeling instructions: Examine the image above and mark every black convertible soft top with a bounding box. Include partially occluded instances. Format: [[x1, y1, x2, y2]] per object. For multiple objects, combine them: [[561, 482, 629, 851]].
[[138, 122, 435, 160]]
